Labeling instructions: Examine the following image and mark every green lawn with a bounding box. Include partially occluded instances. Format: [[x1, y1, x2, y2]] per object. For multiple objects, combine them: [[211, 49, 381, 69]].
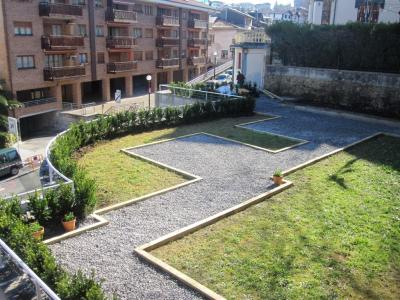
[[151, 135, 400, 299], [78, 115, 297, 208]]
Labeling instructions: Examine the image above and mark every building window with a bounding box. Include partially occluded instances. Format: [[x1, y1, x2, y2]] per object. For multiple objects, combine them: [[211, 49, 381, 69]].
[[221, 50, 228, 59], [134, 4, 143, 13], [71, 0, 86, 5], [171, 30, 179, 38], [14, 22, 32, 36], [145, 51, 153, 60], [95, 25, 104, 37], [132, 28, 142, 38], [144, 28, 153, 38], [51, 24, 62, 36], [77, 24, 87, 36], [181, 30, 187, 39], [95, 0, 103, 7], [97, 52, 105, 64], [134, 51, 143, 61], [79, 53, 88, 64], [182, 12, 187, 19], [144, 5, 153, 15], [16, 55, 35, 69], [172, 49, 178, 58], [181, 50, 186, 58], [238, 52, 242, 69], [45, 54, 63, 67]]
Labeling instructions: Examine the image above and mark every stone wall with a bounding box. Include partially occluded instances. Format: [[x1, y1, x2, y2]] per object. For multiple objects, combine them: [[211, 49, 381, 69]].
[[264, 65, 400, 118]]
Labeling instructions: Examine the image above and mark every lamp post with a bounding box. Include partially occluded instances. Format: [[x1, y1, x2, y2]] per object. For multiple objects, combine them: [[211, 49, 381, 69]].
[[146, 74, 152, 109], [213, 51, 217, 79]]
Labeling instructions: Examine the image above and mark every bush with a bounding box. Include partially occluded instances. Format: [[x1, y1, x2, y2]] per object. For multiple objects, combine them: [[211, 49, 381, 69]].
[[28, 192, 51, 225], [0, 198, 107, 299], [0, 132, 16, 148], [266, 22, 400, 73]]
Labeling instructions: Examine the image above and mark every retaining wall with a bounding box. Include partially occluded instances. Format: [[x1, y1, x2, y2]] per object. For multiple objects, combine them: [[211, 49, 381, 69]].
[[264, 65, 400, 118]]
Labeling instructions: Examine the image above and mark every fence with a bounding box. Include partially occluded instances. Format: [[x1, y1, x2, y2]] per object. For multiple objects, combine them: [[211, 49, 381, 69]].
[[188, 60, 233, 84], [0, 239, 60, 300], [62, 102, 97, 115], [156, 84, 243, 107]]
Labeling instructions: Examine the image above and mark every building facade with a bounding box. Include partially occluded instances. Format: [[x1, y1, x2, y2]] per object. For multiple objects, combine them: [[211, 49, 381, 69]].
[[308, 0, 400, 25], [0, 0, 211, 134]]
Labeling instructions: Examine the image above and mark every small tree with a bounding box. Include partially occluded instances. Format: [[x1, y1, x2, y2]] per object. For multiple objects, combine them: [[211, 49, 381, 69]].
[[0, 79, 20, 131]]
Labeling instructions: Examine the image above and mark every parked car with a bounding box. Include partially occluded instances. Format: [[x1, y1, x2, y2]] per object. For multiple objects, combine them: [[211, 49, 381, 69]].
[[225, 69, 233, 77], [0, 148, 23, 177], [207, 73, 232, 88]]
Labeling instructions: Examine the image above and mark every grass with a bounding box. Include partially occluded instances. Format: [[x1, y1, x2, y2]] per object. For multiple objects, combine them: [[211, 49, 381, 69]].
[[151, 135, 400, 300], [78, 115, 298, 208]]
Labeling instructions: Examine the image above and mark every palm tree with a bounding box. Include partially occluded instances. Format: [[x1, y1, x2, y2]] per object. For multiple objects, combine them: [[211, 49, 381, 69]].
[[0, 79, 20, 131]]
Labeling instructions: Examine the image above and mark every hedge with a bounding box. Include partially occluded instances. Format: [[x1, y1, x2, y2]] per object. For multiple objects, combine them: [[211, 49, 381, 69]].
[[50, 98, 255, 219], [266, 22, 400, 73]]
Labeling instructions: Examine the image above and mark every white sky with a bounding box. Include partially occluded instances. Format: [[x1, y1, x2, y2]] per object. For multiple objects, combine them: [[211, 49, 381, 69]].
[[219, 0, 294, 5]]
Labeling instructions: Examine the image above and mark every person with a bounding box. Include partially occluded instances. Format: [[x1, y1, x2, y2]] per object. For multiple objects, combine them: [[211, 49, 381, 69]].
[[236, 71, 245, 88]]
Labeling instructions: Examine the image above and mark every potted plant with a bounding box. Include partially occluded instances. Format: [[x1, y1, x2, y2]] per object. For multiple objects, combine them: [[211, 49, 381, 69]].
[[273, 169, 284, 185], [30, 222, 44, 240], [62, 212, 76, 232]]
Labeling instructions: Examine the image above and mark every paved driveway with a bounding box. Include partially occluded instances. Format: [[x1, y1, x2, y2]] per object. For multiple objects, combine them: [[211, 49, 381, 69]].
[[49, 97, 400, 299]]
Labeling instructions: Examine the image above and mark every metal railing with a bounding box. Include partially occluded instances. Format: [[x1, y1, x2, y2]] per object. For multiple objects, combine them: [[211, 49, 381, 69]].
[[107, 61, 138, 73], [156, 37, 180, 47], [156, 84, 243, 107], [41, 35, 84, 50], [188, 60, 233, 84], [22, 97, 57, 108], [156, 15, 180, 26], [187, 56, 207, 66], [39, 2, 83, 16], [106, 36, 136, 48], [0, 239, 61, 300], [104, 103, 141, 115], [187, 38, 207, 48], [156, 58, 180, 68], [188, 18, 208, 29], [106, 8, 137, 22], [43, 65, 85, 81]]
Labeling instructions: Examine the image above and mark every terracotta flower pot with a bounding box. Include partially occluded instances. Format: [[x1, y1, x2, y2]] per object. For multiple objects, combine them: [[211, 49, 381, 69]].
[[32, 227, 44, 240], [62, 218, 76, 232], [273, 175, 284, 185]]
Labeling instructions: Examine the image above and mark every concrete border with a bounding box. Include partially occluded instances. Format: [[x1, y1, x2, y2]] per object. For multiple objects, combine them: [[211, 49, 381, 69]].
[[135, 132, 398, 300], [233, 117, 309, 153], [135, 181, 293, 300]]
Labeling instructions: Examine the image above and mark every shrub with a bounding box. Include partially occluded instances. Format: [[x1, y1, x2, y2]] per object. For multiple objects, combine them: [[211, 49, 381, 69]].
[[28, 191, 51, 225], [0, 132, 17, 148], [63, 212, 75, 222], [73, 169, 96, 219]]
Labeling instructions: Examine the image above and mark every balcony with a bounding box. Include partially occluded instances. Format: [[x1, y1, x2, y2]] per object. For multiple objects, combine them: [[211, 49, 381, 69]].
[[39, 2, 83, 17], [106, 36, 136, 49], [187, 56, 206, 66], [41, 35, 84, 50], [156, 37, 180, 47], [156, 58, 180, 69], [188, 19, 208, 29], [107, 61, 138, 73], [106, 8, 137, 23], [187, 38, 207, 48], [43, 65, 85, 81], [156, 15, 180, 27]]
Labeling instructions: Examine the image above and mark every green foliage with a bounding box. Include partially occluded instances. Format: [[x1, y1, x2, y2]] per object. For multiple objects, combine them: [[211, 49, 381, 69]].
[[29, 221, 42, 232], [73, 169, 96, 219], [28, 192, 51, 225], [0, 132, 17, 148], [0, 196, 23, 218], [63, 212, 75, 222], [273, 169, 283, 177], [266, 22, 400, 73], [0, 198, 107, 299]]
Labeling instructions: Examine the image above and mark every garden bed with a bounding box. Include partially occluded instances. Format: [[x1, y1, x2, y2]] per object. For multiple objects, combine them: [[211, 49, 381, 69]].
[[78, 115, 300, 208], [151, 135, 400, 299]]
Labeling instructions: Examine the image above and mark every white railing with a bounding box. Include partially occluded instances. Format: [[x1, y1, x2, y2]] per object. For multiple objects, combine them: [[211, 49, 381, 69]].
[[0, 239, 61, 300], [22, 97, 57, 108], [188, 60, 233, 84], [233, 29, 269, 44], [62, 101, 97, 115], [156, 84, 243, 107]]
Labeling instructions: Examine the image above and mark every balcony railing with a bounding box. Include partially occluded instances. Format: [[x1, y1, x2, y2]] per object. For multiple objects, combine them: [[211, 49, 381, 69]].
[[39, 2, 83, 17], [43, 65, 85, 81], [188, 19, 208, 29], [106, 36, 136, 48], [156, 37, 180, 47], [41, 35, 84, 50], [156, 58, 180, 69], [107, 61, 138, 73], [106, 8, 137, 23], [187, 38, 207, 48], [156, 15, 180, 27], [187, 56, 206, 66]]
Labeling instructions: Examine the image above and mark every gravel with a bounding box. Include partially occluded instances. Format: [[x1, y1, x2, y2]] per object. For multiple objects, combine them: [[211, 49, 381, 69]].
[[49, 96, 400, 299]]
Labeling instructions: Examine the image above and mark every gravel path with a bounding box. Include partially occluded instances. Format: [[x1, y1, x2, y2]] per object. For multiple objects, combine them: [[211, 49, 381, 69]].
[[49, 96, 400, 299]]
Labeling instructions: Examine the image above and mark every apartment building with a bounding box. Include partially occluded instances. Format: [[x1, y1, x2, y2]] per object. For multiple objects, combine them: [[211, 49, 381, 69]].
[[0, 0, 211, 136]]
